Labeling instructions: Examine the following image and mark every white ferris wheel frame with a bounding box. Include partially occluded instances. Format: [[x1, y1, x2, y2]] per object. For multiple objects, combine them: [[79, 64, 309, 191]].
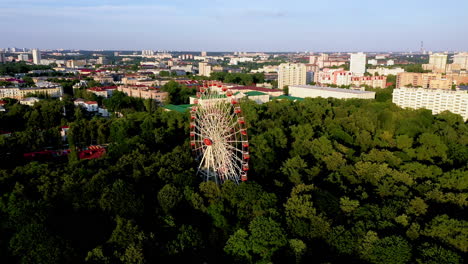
[[190, 83, 249, 184]]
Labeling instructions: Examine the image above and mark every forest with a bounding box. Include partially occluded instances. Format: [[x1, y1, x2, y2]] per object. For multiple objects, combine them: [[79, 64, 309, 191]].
[[0, 91, 467, 263]]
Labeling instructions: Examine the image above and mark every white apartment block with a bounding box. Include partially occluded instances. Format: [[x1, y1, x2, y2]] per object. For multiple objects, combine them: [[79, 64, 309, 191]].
[[350, 52, 366, 76], [367, 67, 404, 76], [393, 88, 468, 120], [289, 85, 375, 99], [142, 50, 154, 56], [277, 63, 307, 89], [198, 62, 212, 77]]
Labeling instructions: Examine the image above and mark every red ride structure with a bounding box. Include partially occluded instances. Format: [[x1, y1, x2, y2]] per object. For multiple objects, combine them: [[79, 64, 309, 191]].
[[190, 82, 249, 184]]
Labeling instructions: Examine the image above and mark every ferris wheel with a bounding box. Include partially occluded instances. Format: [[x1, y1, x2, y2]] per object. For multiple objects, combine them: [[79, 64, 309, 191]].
[[190, 83, 249, 184]]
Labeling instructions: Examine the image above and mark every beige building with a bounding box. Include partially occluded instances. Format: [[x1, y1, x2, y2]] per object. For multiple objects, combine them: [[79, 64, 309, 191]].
[[422, 73, 442, 88], [453, 52, 468, 70], [423, 53, 447, 73], [198, 62, 212, 77], [351, 76, 387, 88], [396, 72, 443, 88], [393, 88, 468, 120], [66, 60, 86, 68], [429, 79, 452, 89], [0, 85, 63, 100], [278, 63, 307, 89], [117, 86, 168, 102], [396, 72, 423, 87]]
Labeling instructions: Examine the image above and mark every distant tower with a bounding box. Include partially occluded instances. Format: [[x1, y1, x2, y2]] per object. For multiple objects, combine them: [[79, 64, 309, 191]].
[[0, 51, 5, 63], [32, 49, 41, 64], [420, 41, 426, 54]]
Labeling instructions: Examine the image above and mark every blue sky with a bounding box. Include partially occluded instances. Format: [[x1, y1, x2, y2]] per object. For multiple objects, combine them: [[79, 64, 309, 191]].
[[1, 0, 467, 51]]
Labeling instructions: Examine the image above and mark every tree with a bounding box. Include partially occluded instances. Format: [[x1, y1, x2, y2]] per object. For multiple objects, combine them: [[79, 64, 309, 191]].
[[423, 215, 468, 252], [416, 243, 462, 264], [340, 196, 360, 213], [248, 216, 287, 260], [157, 184, 182, 213], [224, 229, 252, 262], [283, 85, 289, 95], [289, 239, 306, 263], [368, 236, 412, 264]]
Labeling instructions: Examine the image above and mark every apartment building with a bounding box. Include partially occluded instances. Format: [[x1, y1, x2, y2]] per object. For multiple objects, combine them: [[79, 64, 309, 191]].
[[367, 67, 404, 76], [423, 53, 447, 73], [117, 85, 168, 102], [350, 52, 366, 76], [393, 88, 468, 120], [351, 76, 387, 88], [277, 63, 307, 89], [396, 72, 443, 88], [0, 85, 63, 100], [198, 62, 212, 77], [32, 49, 41, 65], [453, 53, 468, 70]]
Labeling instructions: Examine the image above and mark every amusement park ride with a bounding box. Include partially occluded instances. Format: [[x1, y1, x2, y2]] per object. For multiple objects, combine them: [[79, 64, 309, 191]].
[[190, 82, 249, 184]]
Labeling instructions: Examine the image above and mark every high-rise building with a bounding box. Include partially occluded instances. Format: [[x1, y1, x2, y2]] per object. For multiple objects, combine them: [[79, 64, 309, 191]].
[[0, 51, 5, 63], [201, 51, 207, 57], [453, 52, 468, 70], [32, 49, 41, 64], [198, 62, 212, 77], [393, 88, 468, 120], [277, 63, 307, 89], [350, 52, 366, 76], [425, 53, 447, 72]]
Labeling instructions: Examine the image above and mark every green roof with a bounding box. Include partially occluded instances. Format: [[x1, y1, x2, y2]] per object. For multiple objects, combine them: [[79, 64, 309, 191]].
[[244, 91, 267, 96], [163, 104, 194, 113], [190, 92, 241, 100], [273, 95, 304, 101]]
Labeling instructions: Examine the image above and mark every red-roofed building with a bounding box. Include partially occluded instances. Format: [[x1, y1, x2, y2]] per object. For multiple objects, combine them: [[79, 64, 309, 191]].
[[117, 85, 168, 102], [351, 76, 387, 88], [74, 98, 98, 112], [88, 86, 117, 98]]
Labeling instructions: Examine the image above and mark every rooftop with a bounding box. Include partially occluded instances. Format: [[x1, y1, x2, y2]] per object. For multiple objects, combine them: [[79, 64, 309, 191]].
[[163, 104, 194, 113], [244, 91, 268, 96], [230, 86, 282, 93], [274, 95, 304, 101]]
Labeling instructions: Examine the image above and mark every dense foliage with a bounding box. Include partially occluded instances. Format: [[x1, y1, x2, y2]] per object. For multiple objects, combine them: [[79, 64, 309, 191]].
[[0, 95, 466, 263], [210, 72, 265, 86], [0, 62, 52, 75]]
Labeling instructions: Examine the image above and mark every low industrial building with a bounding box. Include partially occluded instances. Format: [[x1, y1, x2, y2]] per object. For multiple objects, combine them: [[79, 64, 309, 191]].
[[289, 85, 376, 99]]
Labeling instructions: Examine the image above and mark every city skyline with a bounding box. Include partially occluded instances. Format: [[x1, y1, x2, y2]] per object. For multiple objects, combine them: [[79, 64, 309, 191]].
[[2, 0, 468, 52]]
